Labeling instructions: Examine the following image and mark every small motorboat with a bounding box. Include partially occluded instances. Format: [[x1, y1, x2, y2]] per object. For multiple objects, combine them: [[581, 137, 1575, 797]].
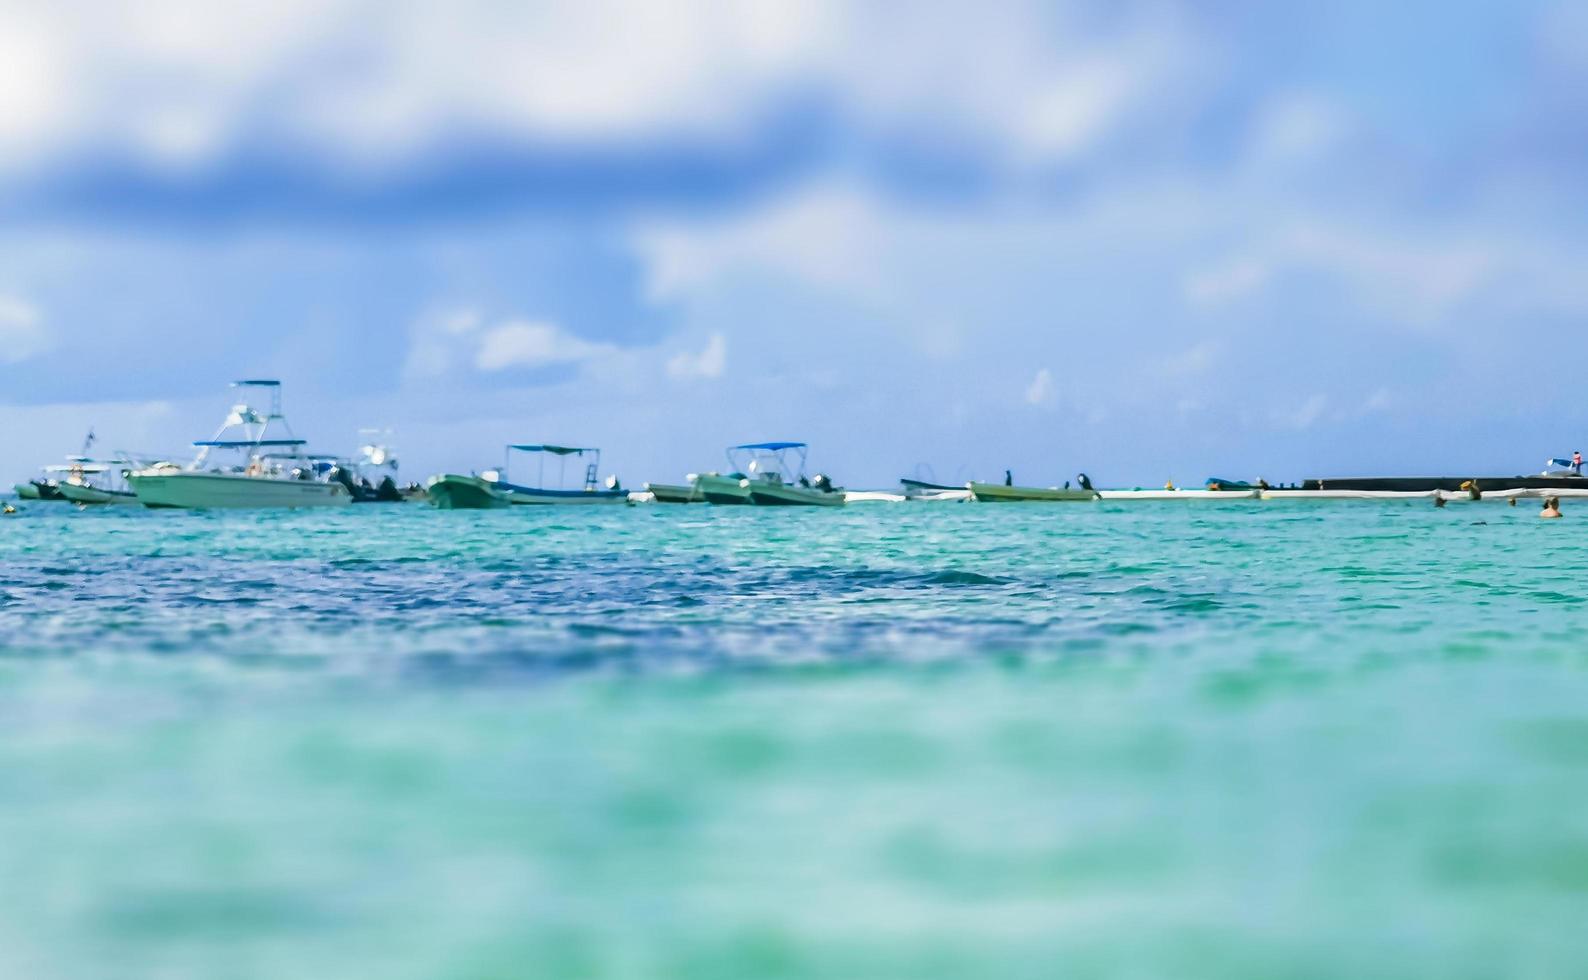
[[726, 443, 845, 506], [426, 474, 511, 509], [968, 471, 1099, 502], [643, 481, 702, 503], [692, 471, 752, 504], [55, 458, 140, 505], [430, 445, 630, 508], [900, 478, 971, 502]]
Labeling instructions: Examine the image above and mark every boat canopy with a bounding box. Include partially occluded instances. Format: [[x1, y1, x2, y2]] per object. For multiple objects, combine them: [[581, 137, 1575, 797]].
[[232, 379, 281, 387], [733, 441, 806, 451], [510, 444, 594, 455], [193, 439, 307, 447]]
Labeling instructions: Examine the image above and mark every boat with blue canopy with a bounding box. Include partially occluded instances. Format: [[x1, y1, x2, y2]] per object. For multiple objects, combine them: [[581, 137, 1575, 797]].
[[428, 444, 630, 508], [697, 442, 844, 506]]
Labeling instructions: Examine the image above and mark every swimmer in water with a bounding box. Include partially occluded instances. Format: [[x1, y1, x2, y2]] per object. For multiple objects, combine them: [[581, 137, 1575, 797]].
[[1542, 496, 1563, 519]]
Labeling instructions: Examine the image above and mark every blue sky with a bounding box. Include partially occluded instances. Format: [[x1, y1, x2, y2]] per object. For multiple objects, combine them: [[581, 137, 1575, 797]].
[[3, 1, 1587, 487]]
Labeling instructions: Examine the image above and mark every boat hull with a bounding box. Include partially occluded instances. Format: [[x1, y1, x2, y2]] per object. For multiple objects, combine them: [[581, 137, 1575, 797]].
[[643, 482, 701, 503], [747, 481, 846, 506], [12, 482, 41, 501], [694, 473, 752, 505], [492, 480, 631, 505], [426, 475, 511, 509], [129, 471, 352, 509], [968, 482, 1100, 502], [58, 482, 140, 506]]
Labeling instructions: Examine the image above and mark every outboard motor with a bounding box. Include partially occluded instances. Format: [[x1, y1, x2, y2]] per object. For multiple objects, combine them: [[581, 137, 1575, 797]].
[[1077, 473, 1094, 491], [813, 474, 833, 492]]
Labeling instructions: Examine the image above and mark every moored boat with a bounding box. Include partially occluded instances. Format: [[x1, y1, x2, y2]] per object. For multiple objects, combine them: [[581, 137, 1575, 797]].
[[968, 482, 1100, 502], [126, 381, 351, 509], [643, 481, 702, 503], [431, 445, 630, 507], [693, 472, 752, 504], [727, 443, 845, 506], [900, 478, 971, 502], [426, 474, 511, 509]]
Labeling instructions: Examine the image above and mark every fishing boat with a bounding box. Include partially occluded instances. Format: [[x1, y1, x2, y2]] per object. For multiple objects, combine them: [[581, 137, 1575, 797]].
[[12, 477, 63, 501], [692, 471, 753, 504], [430, 445, 629, 508], [968, 472, 1100, 502], [643, 481, 702, 503], [729, 442, 845, 506], [426, 473, 511, 509], [127, 381, 352, 509], [54, 458, 140, 505], [900, 478, 972, 502]]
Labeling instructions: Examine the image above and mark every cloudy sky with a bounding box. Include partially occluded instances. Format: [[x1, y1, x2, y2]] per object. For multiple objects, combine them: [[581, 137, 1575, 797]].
[[3, 1, 1586, 487]]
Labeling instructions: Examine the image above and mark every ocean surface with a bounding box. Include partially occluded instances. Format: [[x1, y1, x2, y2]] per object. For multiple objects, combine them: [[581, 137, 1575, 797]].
[[3, 499, 1588, 979]]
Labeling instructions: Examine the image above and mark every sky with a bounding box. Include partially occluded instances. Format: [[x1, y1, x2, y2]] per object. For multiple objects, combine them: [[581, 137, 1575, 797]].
[[3, 0, 1588, 488]]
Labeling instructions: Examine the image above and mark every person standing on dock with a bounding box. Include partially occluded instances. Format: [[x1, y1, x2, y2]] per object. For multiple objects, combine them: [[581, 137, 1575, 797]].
[[1574, 451, 1582, 475], [1004, 469, 1013, 486]]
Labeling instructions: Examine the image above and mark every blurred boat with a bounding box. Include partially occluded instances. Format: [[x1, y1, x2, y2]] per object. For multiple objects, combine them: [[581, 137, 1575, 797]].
[[692, 472, 752, 504], [430, 445, 629, 508], [730, 442, 845, 506], [900, 478, 971, 502], [643, 481, 702, 503], [426, 474, 510, 509], [54, 457, 139, 505], [968, 481, 1099, 502], [127, 381, 351, 509]]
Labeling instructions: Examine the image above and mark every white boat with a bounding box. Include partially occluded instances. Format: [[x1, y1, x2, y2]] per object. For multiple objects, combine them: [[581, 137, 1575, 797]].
[[127, 380, 351, 509], [845, 490, 908, 503]]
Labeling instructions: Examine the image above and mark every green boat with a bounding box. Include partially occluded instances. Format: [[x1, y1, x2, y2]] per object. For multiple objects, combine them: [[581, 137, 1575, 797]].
[[425, 474, 511, 509]]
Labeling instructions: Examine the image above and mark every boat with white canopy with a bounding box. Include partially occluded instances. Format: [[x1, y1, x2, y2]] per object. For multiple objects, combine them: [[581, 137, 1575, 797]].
[[127, 381, 351, 509]]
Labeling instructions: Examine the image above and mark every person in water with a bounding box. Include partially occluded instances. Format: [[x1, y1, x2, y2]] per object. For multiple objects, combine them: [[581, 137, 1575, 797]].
[[1542, 496, 1563, 519]]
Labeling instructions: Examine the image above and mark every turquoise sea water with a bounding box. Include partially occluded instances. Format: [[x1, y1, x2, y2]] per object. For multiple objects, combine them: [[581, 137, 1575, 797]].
[[3, 499, 1588, 978]]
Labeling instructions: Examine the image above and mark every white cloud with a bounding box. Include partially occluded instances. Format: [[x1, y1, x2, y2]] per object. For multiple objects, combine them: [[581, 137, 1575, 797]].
[[403, 309, 615, 378], [474, 320, 614, 372], [666, 333, 727, 380], [1275, 393, 1328, 431], [1025, 367, 1054, 406], [0, 295, 48, 364], [1184, 259, 1269, 307], [0, 2, 1203, 173]]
